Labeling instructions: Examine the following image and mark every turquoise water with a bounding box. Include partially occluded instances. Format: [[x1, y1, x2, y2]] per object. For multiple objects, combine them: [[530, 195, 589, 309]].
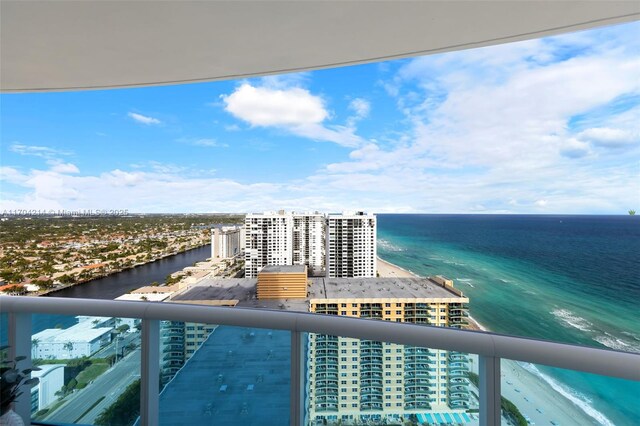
[[377, 214, 640, 426]]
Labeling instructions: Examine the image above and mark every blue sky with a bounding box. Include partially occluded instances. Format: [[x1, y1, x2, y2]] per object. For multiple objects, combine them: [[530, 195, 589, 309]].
[[1, 22, 639, 214]]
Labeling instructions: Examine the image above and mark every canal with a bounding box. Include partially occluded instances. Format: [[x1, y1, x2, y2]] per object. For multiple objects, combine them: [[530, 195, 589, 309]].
[[0, 244, 212, 341], [45, 244, 212, 300]]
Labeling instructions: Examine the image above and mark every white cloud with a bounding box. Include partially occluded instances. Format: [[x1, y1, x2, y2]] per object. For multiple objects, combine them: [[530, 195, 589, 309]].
[[578, 127, 638, 148], [560, 138, 591, 159], [193, 139, 228, 148], [9, 144, 70, 159], [222, 83, 365, 147], [0, 167, 28, 184], [312, 24, 640, 213], [128, 112, 161, 125], [222, 84, 327, 126], [292, 123, 363, 148], [177, 138, 228, 148], [48, 162, 80, 174], [349, 98, 371, 119]]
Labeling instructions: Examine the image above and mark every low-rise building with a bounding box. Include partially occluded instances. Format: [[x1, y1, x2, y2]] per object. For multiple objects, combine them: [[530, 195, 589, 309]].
[[257, 265, 307, 299], [30, 364, 66, 413], [31, 318, 112, 360]]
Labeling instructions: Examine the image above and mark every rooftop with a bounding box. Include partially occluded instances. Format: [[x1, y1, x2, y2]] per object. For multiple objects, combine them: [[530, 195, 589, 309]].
[[116, 293, 170, 302], [171, 278, 256, 305], [131, 284, 181, 294], [169, 276, 465, 314], [309, 277, 466, 300], [158, 326, 290, 425], [260, 265, 306, 274], [32, 324, 112, 343]]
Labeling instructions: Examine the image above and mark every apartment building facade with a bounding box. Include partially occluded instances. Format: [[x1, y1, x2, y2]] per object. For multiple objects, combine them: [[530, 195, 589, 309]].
[[211, 225, 243, 260], [326, 212, 377, 278], [293, 212, 326, 276], [307, 276, 470, 425], [245, 211, 294, 278], [160, 320, 217, 384], [244, 211, 376, 279]]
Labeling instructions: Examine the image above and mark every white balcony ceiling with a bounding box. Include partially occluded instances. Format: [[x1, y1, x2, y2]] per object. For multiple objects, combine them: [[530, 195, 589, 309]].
[[1, 1, 638, 92]]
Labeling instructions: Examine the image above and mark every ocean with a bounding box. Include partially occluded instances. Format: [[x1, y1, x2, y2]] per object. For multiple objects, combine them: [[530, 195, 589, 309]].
[[377, 214, 640, 426]]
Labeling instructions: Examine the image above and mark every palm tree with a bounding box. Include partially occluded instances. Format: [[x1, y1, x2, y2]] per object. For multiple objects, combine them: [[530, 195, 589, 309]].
[[63, 341, 74, 358], [629, 210, 636, 216], [32, 338, 40, 359]]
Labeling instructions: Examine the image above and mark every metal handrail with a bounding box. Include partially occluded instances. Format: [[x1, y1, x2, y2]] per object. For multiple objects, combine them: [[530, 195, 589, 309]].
[[1, 295, 638, 381]]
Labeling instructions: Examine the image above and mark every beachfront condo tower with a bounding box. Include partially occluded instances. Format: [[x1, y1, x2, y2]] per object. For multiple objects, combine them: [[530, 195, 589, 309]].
[[293, 212, 326, 276], [211, 225, 243, 260], [245, 211, 375, 278], [326, 212, 377, 278], [245, 211, 294, 278], [308, 275, 471, 425]]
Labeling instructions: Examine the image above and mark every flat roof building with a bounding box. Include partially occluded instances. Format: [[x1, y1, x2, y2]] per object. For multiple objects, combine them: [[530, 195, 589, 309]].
[[31, 319, 113, 360], [257, 265, 307, 300], [162, 275, 470, 425], [306, 277, 469, 424]]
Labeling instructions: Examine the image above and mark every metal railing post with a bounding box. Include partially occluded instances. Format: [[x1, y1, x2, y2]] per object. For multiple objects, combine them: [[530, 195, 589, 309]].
[[8, 312, 32, 423], [479, 355, 501, 426], [140, 319, 160, 426], [290, 331, 305, 426]]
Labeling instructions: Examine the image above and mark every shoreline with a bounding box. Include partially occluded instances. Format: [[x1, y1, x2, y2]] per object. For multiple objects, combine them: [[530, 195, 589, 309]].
[[377, 255, 604, 426], [377, 257, 421, 278]]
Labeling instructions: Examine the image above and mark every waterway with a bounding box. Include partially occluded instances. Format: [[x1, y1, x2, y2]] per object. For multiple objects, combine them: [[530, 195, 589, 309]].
[[45, 244, 212, 300], [0, 244, 212, 341]]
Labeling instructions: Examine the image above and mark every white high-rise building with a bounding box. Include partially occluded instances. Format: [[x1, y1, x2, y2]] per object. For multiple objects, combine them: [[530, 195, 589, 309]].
[[211, 226, 242, 260], [293, 212, 326, 276], [244, 210, 377, 278], [326, 211, 377, 278], [244, 211, 294, 278]]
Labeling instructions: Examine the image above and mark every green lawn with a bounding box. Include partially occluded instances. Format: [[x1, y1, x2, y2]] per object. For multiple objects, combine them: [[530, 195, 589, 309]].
[[75, 363, 109, 385]]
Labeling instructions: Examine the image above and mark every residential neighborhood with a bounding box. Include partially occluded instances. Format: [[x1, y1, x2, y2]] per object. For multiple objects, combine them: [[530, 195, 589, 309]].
[[0, 214, 242, 295]]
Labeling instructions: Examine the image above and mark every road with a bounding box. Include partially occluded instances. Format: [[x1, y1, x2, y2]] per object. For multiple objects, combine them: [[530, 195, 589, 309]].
[[44, 348, 141, 424], [92, 332, 140, 360]]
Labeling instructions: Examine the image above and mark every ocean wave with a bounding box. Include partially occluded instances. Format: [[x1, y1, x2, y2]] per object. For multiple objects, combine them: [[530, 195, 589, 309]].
[[377, 239, 405, 252], [551, 309, 593, 332], [443, 260, 466, 266], [594, 332, 640, 353], [455, 278, 474, 288], [621, 331, 640, 342], [520, 363, 615, 426], [553, 310, 640, 353]]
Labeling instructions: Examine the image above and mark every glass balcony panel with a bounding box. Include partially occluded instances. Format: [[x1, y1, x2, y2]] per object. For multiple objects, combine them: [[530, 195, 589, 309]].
[[159, 325, 291, 426], [307, 335, 474, 425], [25, 314, 141, 426], [0, 312, 7, 347], [498, 359, 640, 426]]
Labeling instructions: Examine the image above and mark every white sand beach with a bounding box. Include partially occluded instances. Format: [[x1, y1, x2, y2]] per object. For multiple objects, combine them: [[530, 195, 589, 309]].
[[379, 256, 604, 426], [377, 257, 421, 278], [467, 310, 604, 425], [499, 359, 601, 426]]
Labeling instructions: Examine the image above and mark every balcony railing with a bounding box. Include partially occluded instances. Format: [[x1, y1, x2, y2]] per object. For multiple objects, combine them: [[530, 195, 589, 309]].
[[1, 295, 639, 426]]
